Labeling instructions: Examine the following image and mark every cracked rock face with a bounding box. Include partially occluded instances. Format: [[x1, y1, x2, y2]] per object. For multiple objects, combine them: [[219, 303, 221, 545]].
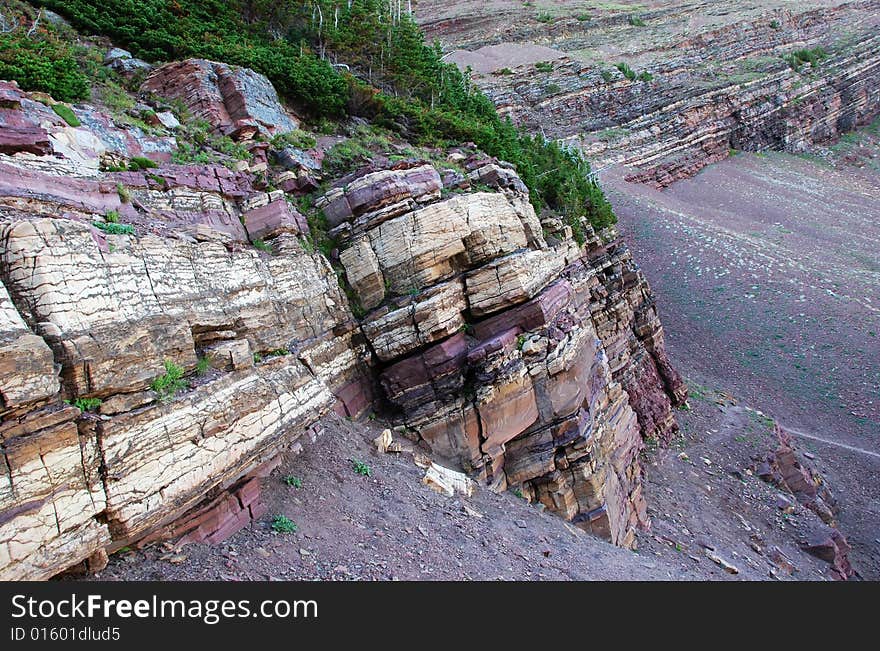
[[141, 59, 300, 139], [0, 79, 370, 578], [329, 152, 685, 547], [420, 0, 880, 186], [0, 60, 683, 577]]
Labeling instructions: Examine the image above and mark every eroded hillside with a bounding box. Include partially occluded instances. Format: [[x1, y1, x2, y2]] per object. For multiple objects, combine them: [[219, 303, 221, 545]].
[[417, 0, 880, 579], [0, 3, 689, 579]]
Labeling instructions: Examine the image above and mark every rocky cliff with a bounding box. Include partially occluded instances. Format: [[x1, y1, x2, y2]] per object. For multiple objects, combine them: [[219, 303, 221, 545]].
[[0, 47, 683, 578], [423, 0, 880, 185]]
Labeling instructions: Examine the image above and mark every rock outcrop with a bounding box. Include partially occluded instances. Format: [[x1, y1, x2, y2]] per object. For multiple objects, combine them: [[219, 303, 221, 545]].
[[757, 425, 853, 579], [0, 63, 682, 577], [0, 80, 369, 580], [422, 0, 880, 186], [141, 59, 300, 140], [326, 154, 684, 547]]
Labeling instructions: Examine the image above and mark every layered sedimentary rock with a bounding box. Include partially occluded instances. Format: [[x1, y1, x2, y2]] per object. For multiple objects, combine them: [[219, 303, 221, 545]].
[[421, 0, 880, 186], [757, 425, 853, 580], [0, 82, 368, 580], [330, 154, 684, 546], [141, 59, 300, 139], [0, 54, 683, 576]]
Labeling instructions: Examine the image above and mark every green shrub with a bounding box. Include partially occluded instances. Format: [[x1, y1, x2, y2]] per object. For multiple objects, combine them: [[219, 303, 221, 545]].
[[352, 460, 372, 477], [576, 13, 591, 22], [127, 156, 158, 171], [535, 61, 554, 73], [52, 104, 81, 127], [92, 221, 135, 235], [270, 515, 297, 534], [536, 12, 553, 23], [70, 397, 102, 412], [150, 360, 188, 400], [37, 0, 348, 118], [615, 62, 637, 80], [282, 475, 303, 488], [785, 47, 828, 70], [0, 30, 89, 102], [104, 210, 120, 224], [628, 16, 646, 27]]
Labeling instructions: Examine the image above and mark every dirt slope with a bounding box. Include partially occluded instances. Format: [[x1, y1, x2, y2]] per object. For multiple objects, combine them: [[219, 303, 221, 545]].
[[77, 406, 843, 582], [604, 133, 880, 579]]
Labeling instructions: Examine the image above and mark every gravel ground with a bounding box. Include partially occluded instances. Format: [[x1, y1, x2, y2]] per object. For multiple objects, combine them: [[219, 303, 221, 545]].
[[79, 402, 841, 583]]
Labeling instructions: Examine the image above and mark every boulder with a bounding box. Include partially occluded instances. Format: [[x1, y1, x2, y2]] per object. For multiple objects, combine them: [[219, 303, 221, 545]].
[[141, 59, 299, 139]]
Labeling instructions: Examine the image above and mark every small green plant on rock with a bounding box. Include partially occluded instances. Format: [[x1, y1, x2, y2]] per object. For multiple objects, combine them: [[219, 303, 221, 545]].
[[116, 183, 131, 203], [628, 16, 646, 27], [535, 61, 554, 73], [271, 515, 298, 533], [150, 360, 188, 400], [785, 47, 828, 70], [68, 397, 102, 412], [195, 356, 211, 375], [536, 12, 553, 23], [267, 348, 290, 358], [127, 156, 158, 171], [352, 460, 372, 477], [270, 130, 317, 151], [52, 104, 81, 127], [283, 475, 303, 488], [92, 219, 135, 235], [252, 239, 272, 253], [615, 62, 637, 80]]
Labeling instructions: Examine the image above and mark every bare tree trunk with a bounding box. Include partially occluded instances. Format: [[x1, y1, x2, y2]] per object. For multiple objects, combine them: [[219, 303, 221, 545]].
[[26, 9, 41, 38]]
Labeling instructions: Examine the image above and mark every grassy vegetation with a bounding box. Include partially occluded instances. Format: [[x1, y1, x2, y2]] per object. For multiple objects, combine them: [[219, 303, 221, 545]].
[[615, 62, 653, 82], [270, 130, 318, 151], [51, 104, 81, 126], [270, 515, 297, 533], [150, 360, 188, 400], [68, 397, 103, 412], [0, 18, 89, 102], [33, 0, 617, 231], [92, 220, 135, 235], [252, 239, 273, 253], [785, 47, 828, 71], [195, 356, 212, 375], [351, 460, 372, 477]]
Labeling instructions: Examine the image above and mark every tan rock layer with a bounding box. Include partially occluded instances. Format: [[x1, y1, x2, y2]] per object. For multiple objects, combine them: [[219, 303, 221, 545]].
[[326, 160, 685, 547]]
